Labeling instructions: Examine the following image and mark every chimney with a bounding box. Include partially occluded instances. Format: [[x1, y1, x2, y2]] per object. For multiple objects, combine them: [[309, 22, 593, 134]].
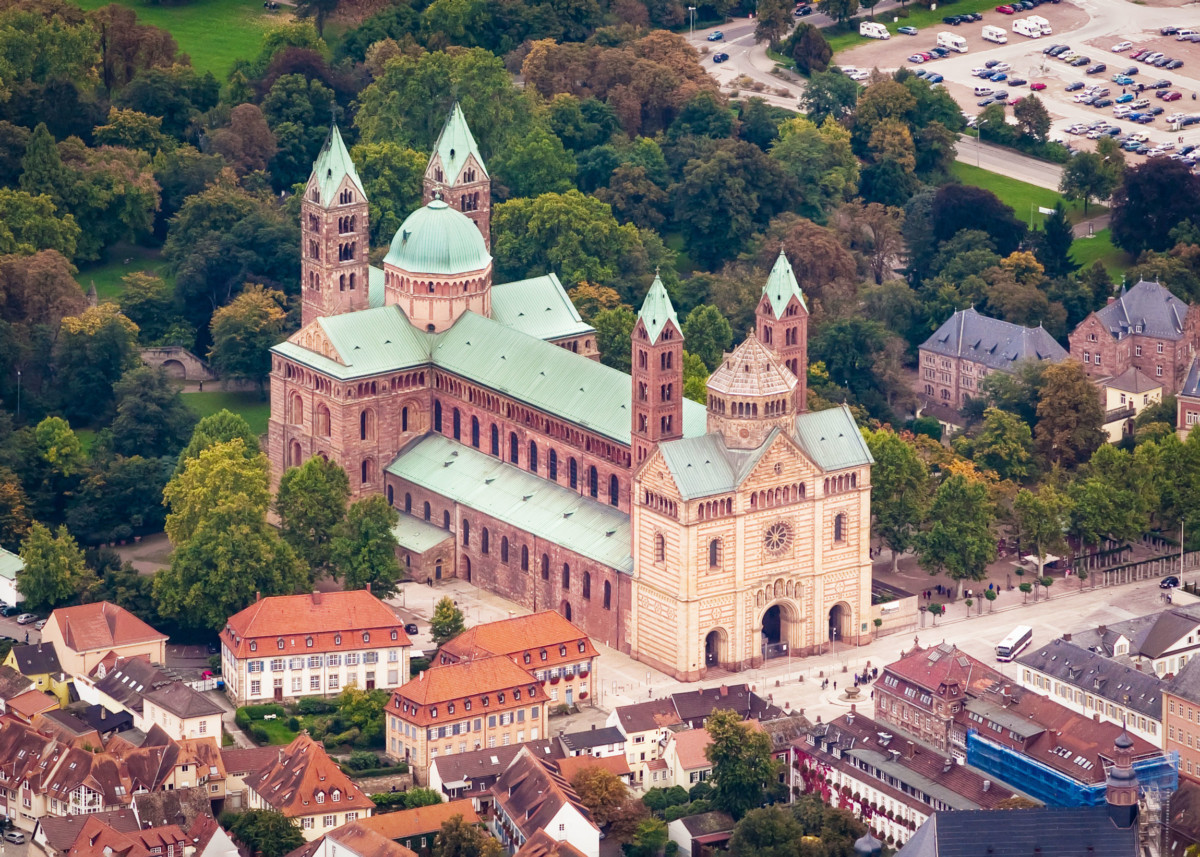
[[983, 780, 991, 792], [1099, 625, 1107, 635], [1063, 633, 1072, 642], [1107, 296, 1116, 304], [420, 671, 425, 681], [312, 590, 322, 605], [101, 708, 107, 720], [851, 704, 857, 713], [1135, 662, 1142, 672], [278, 748, 284, 764], [255, 591, 261, 602], [720, 685, 728, 697], [943, 759, 952, 773]]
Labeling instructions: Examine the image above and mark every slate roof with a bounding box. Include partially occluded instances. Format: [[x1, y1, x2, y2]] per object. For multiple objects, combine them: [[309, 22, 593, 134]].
[[1094, 280, 1190, 341], [431, 102, 488, 185], [1166, 653, 1200, 703], [143, 682, 224, 719], [0, 664, 31, 699], [386, 434, 634, 573], [559, 726, 625, 752], [1018, 639, 1164, 718], [429, 739, 562, 790], [637, 274, 679, 345], [895, 807, 1138, 857], [1104, 367, 1161, 394], [10, 642, 63, 676], [676, 811, 735, 837], [245, 734, 374, 816], [492, 749, 598, 842], [311, 124, 366, 207], [93, 658, 177, 714], [49, 602, 167, 654], [669, 683, 784, 727], [1073, 604, 1200, 661], [490, 274, 593, 343], [921, 307, 1068, 371], [1182, 356, 1200, 399]]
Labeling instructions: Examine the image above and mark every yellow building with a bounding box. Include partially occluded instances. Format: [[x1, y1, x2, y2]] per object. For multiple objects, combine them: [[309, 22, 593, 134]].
[[40, 601, 167, 678], [1101, 367, 1162, 443], [4, 643, 70, 707], [629, 255, 874, 681]]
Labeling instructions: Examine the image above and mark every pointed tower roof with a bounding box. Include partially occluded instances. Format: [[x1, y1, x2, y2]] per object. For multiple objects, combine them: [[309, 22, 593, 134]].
[[762, 249, 806, 319], [432, 103, 488, 186], [312, 124, 365, 207], [638, 274, 678, 345], [706, 331, 797, 398]]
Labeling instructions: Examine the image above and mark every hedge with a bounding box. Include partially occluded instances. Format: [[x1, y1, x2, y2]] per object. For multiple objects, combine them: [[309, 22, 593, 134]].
[[340, 763, 410, 778]]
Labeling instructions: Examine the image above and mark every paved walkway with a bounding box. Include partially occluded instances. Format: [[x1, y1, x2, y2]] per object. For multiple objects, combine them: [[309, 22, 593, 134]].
[[205, 689, 256, 748]]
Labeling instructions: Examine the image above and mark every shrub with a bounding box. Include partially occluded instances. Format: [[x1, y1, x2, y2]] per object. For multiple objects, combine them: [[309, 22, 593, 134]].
[[249, 723, 271, 744], [341, 763, 409, 778], [287, 716, 301, 732], [235, 708, 252, 730], [410, 657, 431, 676], [243, 703, 286, 720], [347, 751, 379, 771], [297, 697, 337, 715], [370, 792, 408, 810]]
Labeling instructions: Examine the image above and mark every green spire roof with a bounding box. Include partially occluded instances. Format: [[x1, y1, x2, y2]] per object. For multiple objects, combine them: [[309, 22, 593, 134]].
[[384, 199, 491, 275], [312, 124, 366, 207], [638, 274, 678, 344], [762, 249, 806, 319], [432, 102, 488, 186]]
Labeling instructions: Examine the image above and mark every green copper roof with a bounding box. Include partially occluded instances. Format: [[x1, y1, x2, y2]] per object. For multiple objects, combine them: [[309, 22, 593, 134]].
[[491, 273, 594, 342], [432, 102, 488, 186], [386, 435, 633, 573], [392, 516, 454, 554], [791, 405, 874, 470], [383, 199, 492, 275], [638, 275, 679, 344], [311, 124, 366, 207], [273, 306, 433, 378], [0, 547, 21, 582], [763, 250, 806, 319]]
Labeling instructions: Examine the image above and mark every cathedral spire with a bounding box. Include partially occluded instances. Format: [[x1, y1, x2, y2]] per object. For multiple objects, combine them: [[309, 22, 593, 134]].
[[638, 273, 679, 345], [762, 249, 806, 320], [755, 250, 809, 411], [311, 123, 366, 208], [424, 102, 491, 250], [631, 274, 684, 467]]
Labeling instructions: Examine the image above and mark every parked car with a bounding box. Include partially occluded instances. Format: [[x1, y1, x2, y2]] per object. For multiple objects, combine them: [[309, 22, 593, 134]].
[[1162, 90, 1183, 101], [1113, 74, 1134, 85], [990, 72, 1008, 81], [927, 73, 944, 83], [1030, 81, 1047, 90], [1094, 97, 1113, 107], [898, 25, 918, 34], [32, 619, 45, 631], [1154, 56, 1174, 67], [1167, 59, 1184, 69], [995, 4, 1014, 12], [1042, 43, 1063, 54], [0, 606, 19, 618], [977, 96, 995, 106], [707, 30, 723, 40], [794, 4, 813, 14], [1143, 52, 1164, 63], [1071, 56, 1091, 67], [1152, 79, 1173, 88], [1122, 66, 1138, 75], [1149, 106, 1165, 116], [1161, 26, 1179, 36], [712, 52, 729, 62], [15, 613, 36, 625], [985, 58, 1001, 68], [3, 832, 25, 845], [993, 62, 1012, 71], [1048, 45, 1069, 56], [929, 46, 950, 57], [1065, 81, 1085, 91], [1008, 77, 1027, 86], [1131, 50, 1150, 60], [1087, 63, 1107, 74], [1116, 93, 1134, 103], [1112, 41, 1132, 51], [1162, 576, 1181, 588], [404, 622, 419, 635], [943, 15, 962, 24]]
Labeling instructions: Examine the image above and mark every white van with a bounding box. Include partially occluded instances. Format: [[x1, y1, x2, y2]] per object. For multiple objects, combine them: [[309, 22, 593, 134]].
[[860, 21, 890, 39], [1012, 18, 1042, 38], [982, 25, 1008, 43], [1027, 14, 1052, 34], [1113, 104, 1132, 117], [974, 86, 994, 97], [937, 31, 968, 52], [1176, 29, 1197, 40]]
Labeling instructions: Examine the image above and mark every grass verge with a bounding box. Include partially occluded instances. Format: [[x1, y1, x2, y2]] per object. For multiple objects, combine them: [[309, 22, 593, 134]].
[[826, 0, 1003, 56], [1070, 228, 1133, 275], [181, 390, 271, 435], [73, 245, 169, 303], [66, 0, 286, 79], [950, 161, 1101, 227]]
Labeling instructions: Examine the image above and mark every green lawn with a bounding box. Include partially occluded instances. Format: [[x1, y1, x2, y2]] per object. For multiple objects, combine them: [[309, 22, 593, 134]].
[[181, 390, 271, 435], [827, 0, 1006, 56], [73, 245, 169, 303], [951, 161, 1100, 228], [1070, 228, 1133, 275], [67, 0, 283, 79]]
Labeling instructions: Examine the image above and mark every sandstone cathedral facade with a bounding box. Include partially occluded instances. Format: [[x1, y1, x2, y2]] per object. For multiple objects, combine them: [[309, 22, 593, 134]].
[[267, 105, 874, 681]]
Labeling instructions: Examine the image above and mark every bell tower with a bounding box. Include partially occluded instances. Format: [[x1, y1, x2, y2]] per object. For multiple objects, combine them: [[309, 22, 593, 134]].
[[755, 250, 809, 411], [1105, 731, 1139, 829], [423, 103, 491, 250], [301, 124, 370, 326], [631, 275, 684, 467]]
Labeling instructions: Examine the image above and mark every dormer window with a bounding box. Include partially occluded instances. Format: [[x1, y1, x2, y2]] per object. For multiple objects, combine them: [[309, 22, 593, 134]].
[[277, 639, 285, 650], [514, 689, 521, 700], [465, 700, 471, 711], [529, 686, 537, 696], [578, 642, 586, 653], [332, 790, 341, 802], [391, 630, 398, 640], [306, 637, 314, 647], [316, 792, 325, 804], [363, 632, 371, 643], [448, 703, 455, 714], [540, 650, 548, 661], [559, 645, 567, 657], [498, 692, 505, 703], [335, 634, 342, 645], [250, 642, 257, 652], [523, 653, 531, 664], [483, 696, 490, 707], [431, 707, 438, 718]]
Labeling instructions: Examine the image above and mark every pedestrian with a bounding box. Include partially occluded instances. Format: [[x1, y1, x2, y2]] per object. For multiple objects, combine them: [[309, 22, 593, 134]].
[[833, 681, 837, 690]]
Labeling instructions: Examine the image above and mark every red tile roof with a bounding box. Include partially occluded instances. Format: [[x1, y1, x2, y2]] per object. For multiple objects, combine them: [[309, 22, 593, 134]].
[[49, 602, 167, 654], [514, 830, 589, 857], [6, 688, 58, 721], [244, 733, 375, 817], [551, 754, 631, 783], [668, 728, 713, 771], [327, 824, 419, 857], [439, 612, 598, 671], [493, 749, 597, 842], [222, 591, 410, 659], [356, 798, 479, 840], [221, 745, 282, 775], [389, 656, 543, 727]]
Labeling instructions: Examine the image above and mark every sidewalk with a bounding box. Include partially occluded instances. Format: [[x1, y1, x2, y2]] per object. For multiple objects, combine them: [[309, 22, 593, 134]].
[[205, 689, 256, 749]]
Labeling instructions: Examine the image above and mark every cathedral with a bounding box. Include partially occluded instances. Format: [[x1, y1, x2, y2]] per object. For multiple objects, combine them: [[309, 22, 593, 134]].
[[267, 105, 874, 681]]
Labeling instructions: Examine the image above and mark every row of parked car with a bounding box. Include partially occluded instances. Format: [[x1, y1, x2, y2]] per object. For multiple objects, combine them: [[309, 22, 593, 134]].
[[941, 11, 983, 25], [994, 0, 1058, 13]]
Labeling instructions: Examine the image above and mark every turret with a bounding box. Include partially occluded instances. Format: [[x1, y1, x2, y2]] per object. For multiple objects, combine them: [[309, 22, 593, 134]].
[[705, 331, 798, 451], [1105, 730, 1139, 829], [631, 275, 684, 467], [755, 250, 809, 411], [424, 103, 491, 250], [300, 124, 370, 326]]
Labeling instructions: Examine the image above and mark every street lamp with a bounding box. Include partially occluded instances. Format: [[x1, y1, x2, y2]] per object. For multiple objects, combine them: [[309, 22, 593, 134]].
[[15, 369, 20, 421], [688, 5, 696, 39]]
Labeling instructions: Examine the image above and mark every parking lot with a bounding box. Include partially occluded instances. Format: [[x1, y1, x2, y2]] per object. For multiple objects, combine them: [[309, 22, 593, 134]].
[[835, 0, 1200, 160]]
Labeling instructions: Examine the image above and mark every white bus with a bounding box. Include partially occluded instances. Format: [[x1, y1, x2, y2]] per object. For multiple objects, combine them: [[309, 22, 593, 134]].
[[996, 625, 1034, 662]]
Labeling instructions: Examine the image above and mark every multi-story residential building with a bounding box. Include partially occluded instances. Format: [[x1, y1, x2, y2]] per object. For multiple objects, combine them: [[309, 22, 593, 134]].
[[1072, 605, 1200, 677], [875, 643, 982, 752], [1100, 368, 1162, 443], [4, 643, 69, 707], [437, 611, 598, 708], [1070, 279, 1200, 394], [1178, 356, 1200, 439], [220, 590, 411, 706], [489, 747, 600, 857], [919, 308, 1068, 411], [558, 726, 625, 758], [427, 740, 563, 808], [791, 708, 1023, 847], [41, 602, 167, 678], [1163, 656, 1200, 781], [663, 728, 713, 788], [608, 699, 681, 787], [387, 656, 549, 780], [74, 656, 176, 724], [355, 798, 480, 856], [1016, 637, 1164, 745], [291, 821, 418, 857], [141, 682, 224, 742], [0, 547, 22, 607], [245, 734, 374, 840]]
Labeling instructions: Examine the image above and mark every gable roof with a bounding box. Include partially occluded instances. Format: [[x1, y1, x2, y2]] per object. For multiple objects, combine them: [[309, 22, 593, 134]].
[[222, 590, 408, 659], [143, 683, 224, 719], [245, 734, 374, 817], [39, 809, 141, 854], [431, 102, 488, 185], [7, 688, 59, 720], [490, 274, 594, 343], [551, 753, 631, 783], [637, 274, 679, 345], [0, 664, 31, 700], [514, 830, 589, 857], [762, 250, 806, 319], [324, 823, 419, 857], [493, 749, 598, 841], [1182, 356, 1200, 400], [1094, 279, 1190, 341], [49, 602, 167, 654], [1167, 653, 1200, 703], [311, 124, 366, 207], [613, 699, 682, 734], [1103, 367, 1160, 394], [438, 611, 598, 667], [386, 434, 634, 573], [93, 658, 177, 714], [355, 798, 479, 840], [390, 655, 540, 723], [10, 642, 63, 676], [668, 728, 712, 770], [921, 308, 1068, 371], [559, 725, 624, 752], [670, 683, 783, 725], [429, 739, 563, 789], [1018, 638, 1163, 718]]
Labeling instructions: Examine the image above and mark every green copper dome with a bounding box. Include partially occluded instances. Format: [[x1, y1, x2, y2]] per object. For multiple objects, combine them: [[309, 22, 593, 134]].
[[384, 199, 491, 276]]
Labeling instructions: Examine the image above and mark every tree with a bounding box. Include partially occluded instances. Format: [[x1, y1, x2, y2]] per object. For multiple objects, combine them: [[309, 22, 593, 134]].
[[705, 709, 777, 819], [738, 99, 781, 151], [431, 596, 466, 646], [1111, 157, 1200, 255], [176, 410, 260, 476], [118, 272, 180, 345], [491, 127, 577, 200], [277, 456, 351, 575], [1013, 484, 1071, 580], [683, 351, 709, 403], [330, 496, 402, 597], [567, 284, 622, 322], [1037, 201, 1077, 279], [208, 285, 289, 390], [932, 183, 1026, 256], [769, 117, 858, 222], [681, 305, 733, 370], [293, 0, 339, 35], [18, 522, 93, 612], [916, 473, 997, 599], [93, 108, 173, 154], [835, 200, 905, 286], [110, 366, 197, 458], [816, 0, 857, 24], [0, 189, 79, 258], [785, 23, 832, 75], [592, 305, 637, 372], [1035, 361, 1105, 469], [864, 429, 929, 572], [962, 407, 1034, 481], [432, 814, 504, 857], [54, 304, 141, 425], [228, 810, 305, 857], [629, 817, 669, 857], [571, 766, 630, 827], [209, 104, 277, 176], [350, 142, 426, 246], [1013, 94, 1051, 142], [729, 807, 804, 857], [0, 469, 30, 552], [755, 0, 793, 44], [595, 165, 670, 231], [1060, 151, 1116, 216]]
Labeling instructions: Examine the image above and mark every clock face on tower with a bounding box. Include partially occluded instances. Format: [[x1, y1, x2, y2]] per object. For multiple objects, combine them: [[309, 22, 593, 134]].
[[763, 521, 793, 556]]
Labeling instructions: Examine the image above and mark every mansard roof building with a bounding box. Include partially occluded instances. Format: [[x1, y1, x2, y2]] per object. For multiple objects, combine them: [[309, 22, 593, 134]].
[[268, 104, 874, 688]]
